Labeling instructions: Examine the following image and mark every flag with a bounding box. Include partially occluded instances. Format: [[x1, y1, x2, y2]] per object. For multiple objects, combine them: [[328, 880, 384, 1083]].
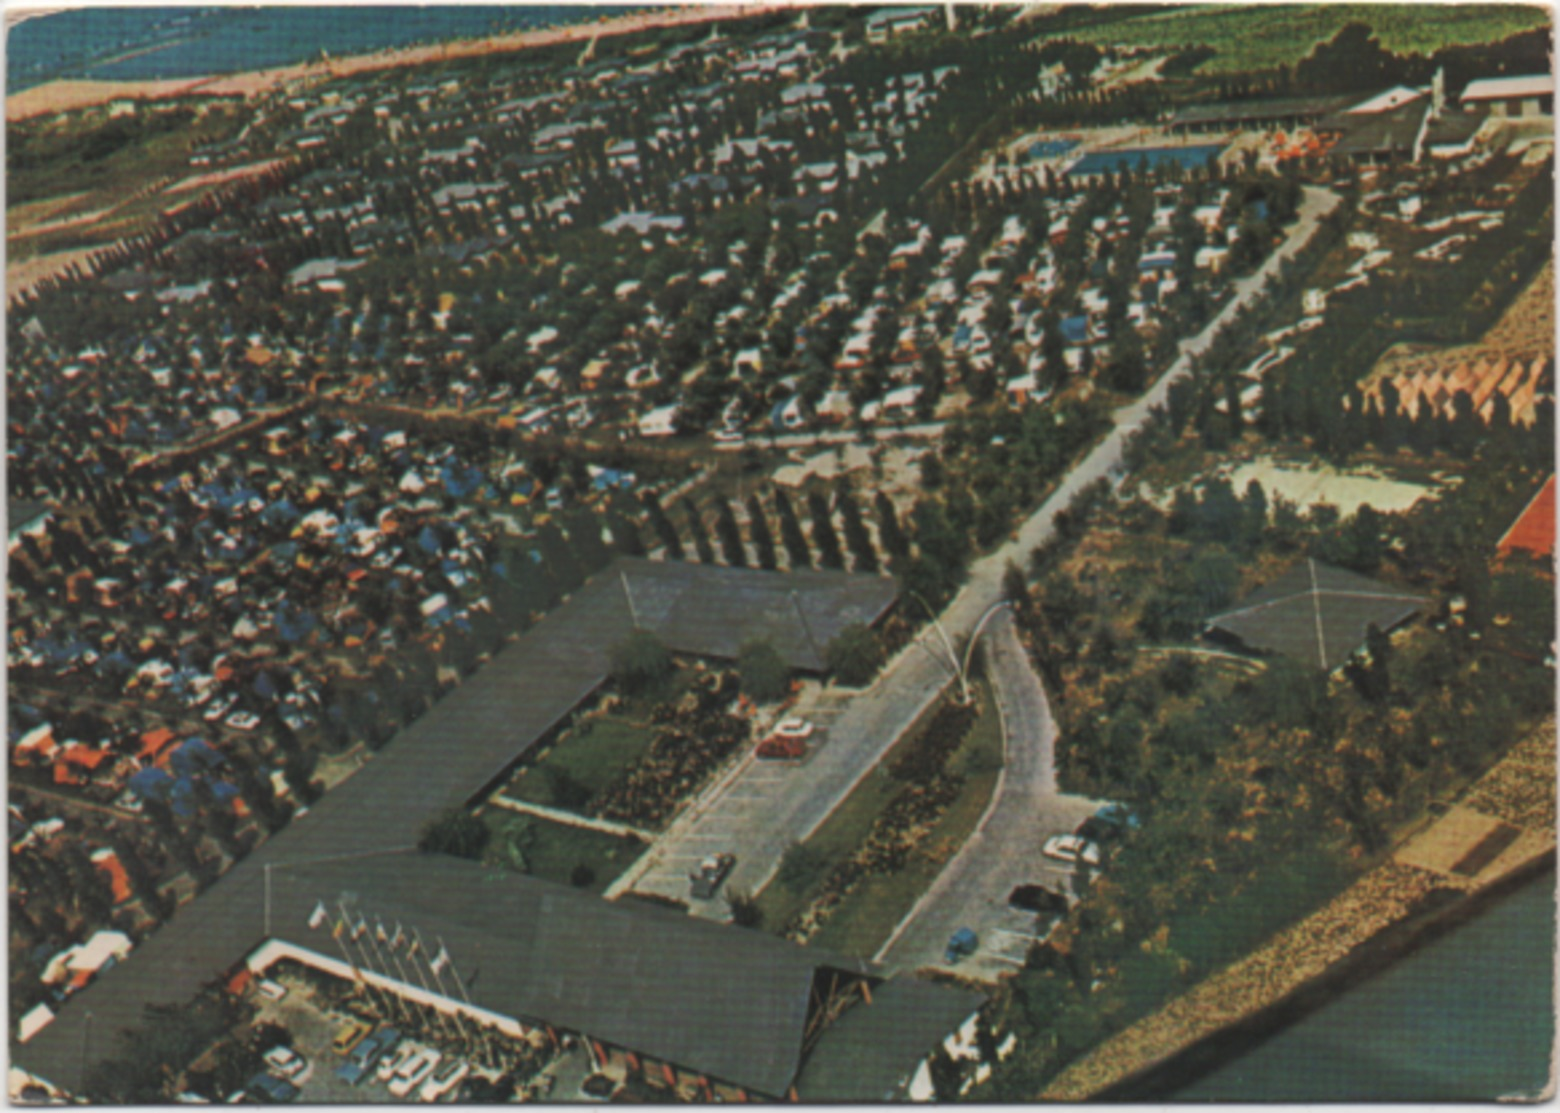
[[332, 917, 346, 940], [352, 917, 368, 941], [307, 901, 327, 930], [429, 944, 450, 977], [406, 934, 421, 961], [390, 922, 404, 951], [375, 919, 388, 945]]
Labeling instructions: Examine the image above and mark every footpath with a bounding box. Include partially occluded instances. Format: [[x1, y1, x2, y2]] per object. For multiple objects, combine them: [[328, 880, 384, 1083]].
[[1040, 722, 1556, 1100]]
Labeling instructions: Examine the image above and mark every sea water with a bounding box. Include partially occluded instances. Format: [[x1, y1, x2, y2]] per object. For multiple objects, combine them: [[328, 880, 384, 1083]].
[[1172, 871, 1556, 1101], [7, 6, 627, 95]]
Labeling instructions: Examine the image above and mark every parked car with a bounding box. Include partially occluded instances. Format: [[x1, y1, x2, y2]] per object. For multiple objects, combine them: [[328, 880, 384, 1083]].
[[388, 1048, 441, 1098], [419, 1059, 469, 1102], [689, 852, 736, 900], [1007, 884, 1069, 915], [331, 1019, 371, 1057], [255, 979, 288, 1002], [261, 1047, 306, 1080], [245, 1073, 298, 1104], [1042, 834, 1102, 868], [945, 927, 978, 964], [334, 1027, 399, 1086], [376, 1040, 417, 1082], [772, 717, 814, 740]]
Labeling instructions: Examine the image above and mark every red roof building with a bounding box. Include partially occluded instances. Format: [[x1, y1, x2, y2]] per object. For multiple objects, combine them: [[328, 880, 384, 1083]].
[[1497, 475, 1556, 564]]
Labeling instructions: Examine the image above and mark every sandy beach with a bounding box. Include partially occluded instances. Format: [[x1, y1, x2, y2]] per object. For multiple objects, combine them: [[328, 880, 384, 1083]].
[[6, 2, 793, 122]]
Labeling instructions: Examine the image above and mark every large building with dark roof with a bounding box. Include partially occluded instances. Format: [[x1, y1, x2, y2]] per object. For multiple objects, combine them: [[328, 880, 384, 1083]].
[[1205, 558, 1426, 671], [13, 559, 952, 1101]]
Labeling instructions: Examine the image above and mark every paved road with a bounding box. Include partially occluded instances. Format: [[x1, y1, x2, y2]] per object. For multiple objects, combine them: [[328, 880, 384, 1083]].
[[608, 186, 1340, 922], [872, 610, 1100, 980]]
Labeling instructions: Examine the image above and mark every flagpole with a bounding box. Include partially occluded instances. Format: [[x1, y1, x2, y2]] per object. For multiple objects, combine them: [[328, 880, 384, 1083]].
[[436, 934, 499, 1071], [337, 901, 399, 1022], [360, 920, 419, 1032], [415, 928, 481, 1055], [390, 922, 458, 1044]]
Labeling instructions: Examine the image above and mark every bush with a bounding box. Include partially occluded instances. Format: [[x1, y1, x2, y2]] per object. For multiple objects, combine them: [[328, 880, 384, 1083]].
[[738, 638, 790, 703], [826, 623, 885, 687], [418, 808, 489, 860], [610, 630, 673, 696]]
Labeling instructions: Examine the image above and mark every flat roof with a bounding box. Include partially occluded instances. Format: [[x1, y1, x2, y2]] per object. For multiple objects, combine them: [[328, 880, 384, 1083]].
[[1462, 74, 1554, 102], [14, 558, 902, 1095]]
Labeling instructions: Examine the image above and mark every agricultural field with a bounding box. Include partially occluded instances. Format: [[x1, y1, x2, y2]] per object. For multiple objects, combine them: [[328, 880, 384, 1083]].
[[1038, 3, 1549, 76]]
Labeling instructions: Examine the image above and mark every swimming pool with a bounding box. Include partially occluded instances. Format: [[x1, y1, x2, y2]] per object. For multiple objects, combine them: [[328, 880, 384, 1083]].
[[1067, 144, 1225, 177]]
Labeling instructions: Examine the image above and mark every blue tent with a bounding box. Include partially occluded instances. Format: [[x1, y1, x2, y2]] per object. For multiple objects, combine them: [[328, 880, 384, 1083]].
[[417, 526, 443, 555], [128, 766, 175, 802], [1061, 316, 1089, 345], [170, 739, 223, 778], [171, 777, 198, 818]]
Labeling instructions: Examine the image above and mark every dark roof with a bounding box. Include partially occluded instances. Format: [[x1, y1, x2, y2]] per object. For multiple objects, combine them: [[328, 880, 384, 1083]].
[[616, 558, 897, 672], [1169, 94, 1354, 129], [1325, 101, 1427, 158], [794, 976, 985, 1101], [14, 559, 899, 1094], [1426, 108, 1488, 147], [1206, 558, 1425, 670], [9, 500, 52, 534], [263, 855, 873, 1098]]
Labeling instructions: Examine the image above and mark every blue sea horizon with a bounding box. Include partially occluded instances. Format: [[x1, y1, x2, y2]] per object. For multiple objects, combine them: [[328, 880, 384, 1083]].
[[7, 5, 631, 96]]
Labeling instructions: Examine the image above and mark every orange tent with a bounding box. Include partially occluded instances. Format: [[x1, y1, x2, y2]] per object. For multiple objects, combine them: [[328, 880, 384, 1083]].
[[138, 727, 177, 762]]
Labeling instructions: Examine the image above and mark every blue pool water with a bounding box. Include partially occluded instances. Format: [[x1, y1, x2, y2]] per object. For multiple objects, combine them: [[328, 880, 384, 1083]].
[[1067, 144, 1224, 177]]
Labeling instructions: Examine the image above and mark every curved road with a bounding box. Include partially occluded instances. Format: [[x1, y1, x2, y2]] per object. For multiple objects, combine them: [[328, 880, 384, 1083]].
[[609, 186, 1340, 923], [872, 610, 1101, 978]]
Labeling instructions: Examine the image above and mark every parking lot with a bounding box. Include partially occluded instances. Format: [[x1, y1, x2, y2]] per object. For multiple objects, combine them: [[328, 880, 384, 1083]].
[[610, 683, 857, 914], [247, 966, 561, 1103]]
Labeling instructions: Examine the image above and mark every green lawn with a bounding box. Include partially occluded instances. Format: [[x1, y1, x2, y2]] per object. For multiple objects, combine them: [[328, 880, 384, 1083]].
[[1038, 3, 1547, 76], [756, 683, 1006, 959], [480, 810, 646, 894], [505, 715, 659, 809]]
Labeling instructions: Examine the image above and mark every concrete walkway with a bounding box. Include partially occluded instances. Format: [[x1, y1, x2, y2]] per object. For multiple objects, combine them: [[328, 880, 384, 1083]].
[[488, 794, 654, 842]]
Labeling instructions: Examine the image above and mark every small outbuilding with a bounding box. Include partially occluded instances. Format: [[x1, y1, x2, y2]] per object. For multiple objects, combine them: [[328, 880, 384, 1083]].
[[1205, 558, 1425, 671]]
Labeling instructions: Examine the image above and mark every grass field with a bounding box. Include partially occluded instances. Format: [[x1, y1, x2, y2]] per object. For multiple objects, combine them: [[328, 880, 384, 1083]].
[[756, 683, 1006, 959], [480, 810, 646, 893], [1038, 3, 1548, 76], [504, 715, 660, 809]]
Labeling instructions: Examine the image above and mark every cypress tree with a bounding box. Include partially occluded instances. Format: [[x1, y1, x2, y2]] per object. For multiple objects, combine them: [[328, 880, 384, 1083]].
[[641, 491, 683, 560], [682, 500, 716, 564], [715, 500, 747, 567], [874, 490, 910, 562], [835, 482, 879, 573], [774, 488, 812, 569], [807, 490, 844, 570], [747, 494, 778, 571]]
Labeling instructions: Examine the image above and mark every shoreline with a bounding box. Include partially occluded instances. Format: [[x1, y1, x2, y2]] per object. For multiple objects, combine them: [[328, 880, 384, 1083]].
[[6, 2, 795, 122]]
